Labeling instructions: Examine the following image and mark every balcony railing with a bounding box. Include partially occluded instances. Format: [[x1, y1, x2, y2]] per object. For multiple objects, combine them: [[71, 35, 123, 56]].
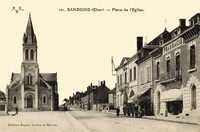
[[160, 68, 182, 83], [116, 82, 129, 91]]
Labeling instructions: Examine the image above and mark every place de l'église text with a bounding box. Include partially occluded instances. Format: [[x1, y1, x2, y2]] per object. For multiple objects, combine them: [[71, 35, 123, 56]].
[[59, 8, 144, 12]]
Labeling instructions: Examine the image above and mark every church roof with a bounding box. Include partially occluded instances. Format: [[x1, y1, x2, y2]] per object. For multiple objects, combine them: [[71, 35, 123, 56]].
[[23, 13, 37, 44], [40, 73, 57, 82], [11, 73, 20, 81]]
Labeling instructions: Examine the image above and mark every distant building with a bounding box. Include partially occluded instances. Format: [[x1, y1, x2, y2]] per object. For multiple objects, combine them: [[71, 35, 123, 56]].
[[108, 87, 116, 109], [70, 92, 83, 109], [80, 81, 110, 111], [0, 90, 7, 115], [6, 14, 59, 111]]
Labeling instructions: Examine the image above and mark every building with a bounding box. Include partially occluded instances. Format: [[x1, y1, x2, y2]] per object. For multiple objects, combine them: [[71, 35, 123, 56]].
[[115, 46, 138, 111], [108, 87, 116, 109], [0, 90, 7, 115], [70, 92, 83, 109], [6, 14, 59, 111], [153, 13, 200, 117], [80, 81, 110, 111]]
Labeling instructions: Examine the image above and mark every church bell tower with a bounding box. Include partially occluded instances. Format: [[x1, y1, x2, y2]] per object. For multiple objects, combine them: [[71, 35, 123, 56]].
[[20, 13, 39, 109]]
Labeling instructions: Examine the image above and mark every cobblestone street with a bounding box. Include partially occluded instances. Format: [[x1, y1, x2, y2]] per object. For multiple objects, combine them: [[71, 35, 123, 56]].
[[0, 110, 199, 132]]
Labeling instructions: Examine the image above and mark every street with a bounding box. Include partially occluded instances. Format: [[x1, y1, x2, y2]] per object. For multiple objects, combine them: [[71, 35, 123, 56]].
[[0, 110, 199, 132]]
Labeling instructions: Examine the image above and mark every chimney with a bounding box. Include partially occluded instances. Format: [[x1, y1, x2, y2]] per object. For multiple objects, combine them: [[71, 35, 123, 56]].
[[103, 80, 106, 86], [179, 19, 186, 27], [137, 37, 143, 51]]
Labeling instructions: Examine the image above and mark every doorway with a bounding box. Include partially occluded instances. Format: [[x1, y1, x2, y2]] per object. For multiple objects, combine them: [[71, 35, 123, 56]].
[[27, 95, 33, 108], [157, 92, 160, 114]]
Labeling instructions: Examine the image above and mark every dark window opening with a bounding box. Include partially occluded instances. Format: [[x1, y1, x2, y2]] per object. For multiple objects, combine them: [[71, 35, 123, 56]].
[[156, 62, 160, 80], [25, 49, 29, 60], [129, 69, 132, 82], [125, 72, 127, 83], [14, 96, 17, 104], [166, 59, 170, 72], [43, 96, 46, 104], [190, 45, 195, 69], [176, 54, 181, 76], [30, 49, 34, 60], [134, 67, 136, 81]]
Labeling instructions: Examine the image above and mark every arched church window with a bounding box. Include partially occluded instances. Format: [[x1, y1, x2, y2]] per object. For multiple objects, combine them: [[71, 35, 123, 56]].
[[30, 49, 34, 60], [27, 74, 32, 85], [43, 96, 47, 104], [25, 49, 29, 60], [13, 96, 17, 104]]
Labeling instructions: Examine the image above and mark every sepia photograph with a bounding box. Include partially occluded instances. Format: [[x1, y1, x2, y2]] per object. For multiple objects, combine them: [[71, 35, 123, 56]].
[[0, 0, 200, 131]]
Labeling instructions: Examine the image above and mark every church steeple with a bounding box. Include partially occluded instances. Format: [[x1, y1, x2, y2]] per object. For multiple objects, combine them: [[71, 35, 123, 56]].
[[22, 13, 38, 62], [23, 13, 37, 44]]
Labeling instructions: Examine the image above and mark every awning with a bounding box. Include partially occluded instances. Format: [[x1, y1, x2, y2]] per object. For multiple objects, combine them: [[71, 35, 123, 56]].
[[127, 95, 137, 103], [161, 89, 183, 102], [137, 88, 151, 97]]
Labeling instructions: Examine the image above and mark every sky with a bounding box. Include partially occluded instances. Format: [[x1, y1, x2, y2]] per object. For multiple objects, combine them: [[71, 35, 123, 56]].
[[0, 0, 199, 104]]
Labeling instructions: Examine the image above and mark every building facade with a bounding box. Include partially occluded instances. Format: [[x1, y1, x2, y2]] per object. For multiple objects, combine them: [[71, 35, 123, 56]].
[[153, 14, 200, 117], [79, 81, 110, 111], [115, 13, 200, 117], [116, 47, 138, 110], [108, 87, 116, 109], [6, 14, 59, 111]]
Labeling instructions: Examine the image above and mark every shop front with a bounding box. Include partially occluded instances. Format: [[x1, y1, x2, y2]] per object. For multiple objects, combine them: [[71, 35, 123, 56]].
[[137, 88, 153, 115], [161, 89, 183, 115]]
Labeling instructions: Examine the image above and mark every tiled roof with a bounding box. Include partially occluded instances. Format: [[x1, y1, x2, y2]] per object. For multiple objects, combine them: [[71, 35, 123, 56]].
[[11, 73, 20, 81], [40, 73, 57, 82]]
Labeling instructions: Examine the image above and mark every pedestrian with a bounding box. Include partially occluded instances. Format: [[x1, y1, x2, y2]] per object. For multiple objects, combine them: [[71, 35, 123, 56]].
[[127, 105, 130, 117], [63, 103, 66, 112], [135, 104, 138, 118], [15, 107, 18, 115], [122, 105, 126, 116], [131, 104, 135, 117], [116, 107, 120, 117]]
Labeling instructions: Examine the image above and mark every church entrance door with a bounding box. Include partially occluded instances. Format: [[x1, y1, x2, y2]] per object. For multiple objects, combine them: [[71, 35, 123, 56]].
[[27, 96, 33, 108]]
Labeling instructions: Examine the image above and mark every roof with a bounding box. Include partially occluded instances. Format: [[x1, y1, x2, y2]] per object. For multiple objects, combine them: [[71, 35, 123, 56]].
[[189, 13, 200, 20], [143, 44, 159, 49], [11, 73, 20, 81], [115, 57, 130, 70], [23, 13, 37, 44], [40, 73, 57, 82], [119, 57, 130, 66], [0, 90, 5, 97], [108, 87, 116, 94]]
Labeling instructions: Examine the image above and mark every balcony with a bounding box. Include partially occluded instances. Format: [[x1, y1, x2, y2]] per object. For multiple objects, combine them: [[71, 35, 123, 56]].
[[160, 68, 182, 84], [116, 82, 129, 91]]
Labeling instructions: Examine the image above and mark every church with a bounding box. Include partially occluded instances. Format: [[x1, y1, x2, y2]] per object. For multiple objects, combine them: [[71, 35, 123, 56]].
[[6, 14, 59, 111]]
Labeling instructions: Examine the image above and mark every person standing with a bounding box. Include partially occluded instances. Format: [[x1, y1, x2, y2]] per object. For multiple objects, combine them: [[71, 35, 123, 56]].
[[116, 107, 120, 117], [15, 107, 18, 115], [122, 105, 126, 116]]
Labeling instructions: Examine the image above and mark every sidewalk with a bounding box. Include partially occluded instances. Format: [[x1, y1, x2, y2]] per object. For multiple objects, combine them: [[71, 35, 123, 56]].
[[103, 110, 200, 125], [143, 115, 200, 125]]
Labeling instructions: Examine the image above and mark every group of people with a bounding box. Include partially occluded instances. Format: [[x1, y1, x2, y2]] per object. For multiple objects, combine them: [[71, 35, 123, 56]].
[[116, 104, 145, 118]]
